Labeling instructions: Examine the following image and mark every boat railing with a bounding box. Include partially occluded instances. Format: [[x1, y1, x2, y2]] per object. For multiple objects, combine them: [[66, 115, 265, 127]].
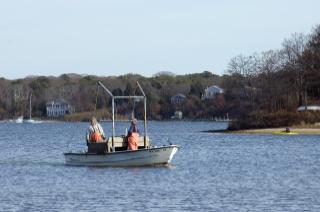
[[97, 81, 148, 152], [87, 136, 150, 154]]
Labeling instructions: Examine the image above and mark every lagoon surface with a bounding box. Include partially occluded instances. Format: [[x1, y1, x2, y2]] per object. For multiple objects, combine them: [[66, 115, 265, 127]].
[[0, 121, 320, 211]]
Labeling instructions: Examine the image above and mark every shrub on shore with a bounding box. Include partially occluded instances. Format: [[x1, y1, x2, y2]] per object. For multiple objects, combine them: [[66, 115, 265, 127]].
[[64, 110, 110, 122]]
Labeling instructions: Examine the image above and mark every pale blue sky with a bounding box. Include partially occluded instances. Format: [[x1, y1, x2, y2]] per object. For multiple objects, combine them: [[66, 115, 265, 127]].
[[0, 0, 319, 79]]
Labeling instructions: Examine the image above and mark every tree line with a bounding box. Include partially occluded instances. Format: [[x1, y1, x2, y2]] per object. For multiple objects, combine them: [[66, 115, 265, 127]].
[[1, 25, 320, 129], [225, 25, 320, 129], [0, 71, 226, 121]]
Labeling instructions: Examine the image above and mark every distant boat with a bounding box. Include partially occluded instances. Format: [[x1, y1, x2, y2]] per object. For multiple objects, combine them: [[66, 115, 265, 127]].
[[24, 119, 38, 124], [24, 93, 42, 124], [15, 116, 24, 123], [297, 105, 320, 112], [99, 118, 109, 122], [214, 115, 230, 122]]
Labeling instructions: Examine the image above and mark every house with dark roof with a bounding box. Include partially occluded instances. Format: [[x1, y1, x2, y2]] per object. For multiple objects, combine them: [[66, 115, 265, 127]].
[[171, 93, 186, 105]]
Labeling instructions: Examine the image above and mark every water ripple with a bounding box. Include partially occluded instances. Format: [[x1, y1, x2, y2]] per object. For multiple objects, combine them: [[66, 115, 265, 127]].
[[0, 121, 320, 211]]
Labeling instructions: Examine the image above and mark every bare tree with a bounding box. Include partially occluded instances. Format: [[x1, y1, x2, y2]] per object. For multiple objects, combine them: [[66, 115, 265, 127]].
[[228, 54, 251, 77], [282, 32, 309, 108]]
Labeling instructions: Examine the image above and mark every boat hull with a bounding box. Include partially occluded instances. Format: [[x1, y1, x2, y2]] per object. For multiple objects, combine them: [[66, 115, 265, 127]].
[[24, 119, 43, 124], [64, 145, 179, 167]]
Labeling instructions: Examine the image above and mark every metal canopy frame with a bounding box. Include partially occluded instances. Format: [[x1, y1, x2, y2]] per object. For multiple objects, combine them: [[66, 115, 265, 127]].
[[97, 81, 148, 152]]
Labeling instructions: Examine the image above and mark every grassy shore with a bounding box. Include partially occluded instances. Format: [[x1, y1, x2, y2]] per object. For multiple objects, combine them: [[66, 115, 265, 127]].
[[233, 127, 320, 134], [206, 123, 320, 134]]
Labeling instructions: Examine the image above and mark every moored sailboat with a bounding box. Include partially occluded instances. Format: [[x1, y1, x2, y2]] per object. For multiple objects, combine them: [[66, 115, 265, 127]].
[[24, 93, 42, 124]]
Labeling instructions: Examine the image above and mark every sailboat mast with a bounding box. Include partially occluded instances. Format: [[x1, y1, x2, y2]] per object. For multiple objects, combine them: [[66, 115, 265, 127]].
[[29, 93, 32, 120]]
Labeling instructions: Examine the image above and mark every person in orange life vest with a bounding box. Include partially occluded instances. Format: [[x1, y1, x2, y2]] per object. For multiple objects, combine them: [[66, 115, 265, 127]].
[[86, 117, 106, 143], [127, 118, 139, 150]]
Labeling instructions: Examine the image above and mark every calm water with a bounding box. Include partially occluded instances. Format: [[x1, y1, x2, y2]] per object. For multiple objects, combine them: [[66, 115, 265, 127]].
[[0, 121, 320, 211]]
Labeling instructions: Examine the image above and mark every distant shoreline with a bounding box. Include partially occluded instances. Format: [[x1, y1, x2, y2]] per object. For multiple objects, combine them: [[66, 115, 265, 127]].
[[205, 126, 320, 135]]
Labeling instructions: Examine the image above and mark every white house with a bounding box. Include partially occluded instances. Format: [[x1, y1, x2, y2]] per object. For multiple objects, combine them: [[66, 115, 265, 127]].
[[202, 85, 224, 100], [171, 93, 186, 104], [46, 98, 74, 117]]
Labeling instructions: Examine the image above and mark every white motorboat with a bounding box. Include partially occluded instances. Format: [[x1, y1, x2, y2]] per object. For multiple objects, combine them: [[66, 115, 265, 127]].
[[65, 145, 178, 166], [64, 81, 179, 166]]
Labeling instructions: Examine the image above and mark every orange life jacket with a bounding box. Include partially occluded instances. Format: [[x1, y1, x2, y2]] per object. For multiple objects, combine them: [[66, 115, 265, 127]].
[[90, 132, 102, 142], [89, 125, 104, 142], [128, 132, 139, 150]]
